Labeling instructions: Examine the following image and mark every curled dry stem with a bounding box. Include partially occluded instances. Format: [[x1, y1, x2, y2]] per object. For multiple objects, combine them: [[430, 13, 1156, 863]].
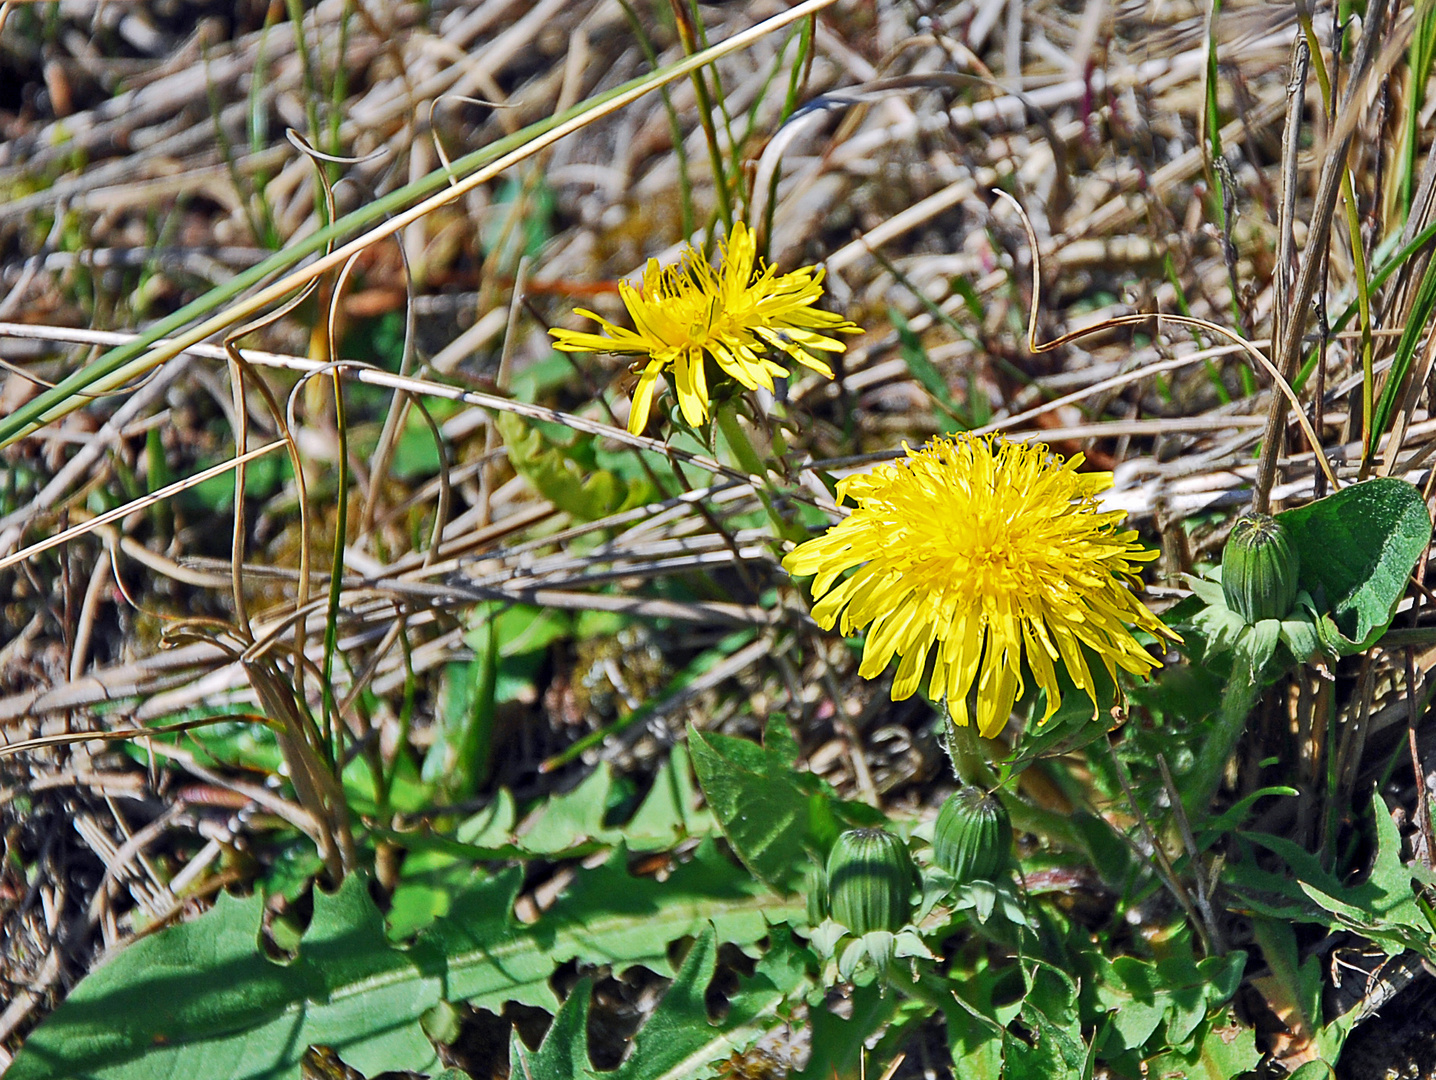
[[995, 188, 1340, 497]]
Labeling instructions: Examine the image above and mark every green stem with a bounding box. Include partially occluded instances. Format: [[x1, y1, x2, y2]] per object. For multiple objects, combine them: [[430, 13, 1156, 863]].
[[1184, 672, 1262, 815], [714, 401, 803, 543], [944, 707, 1082, 851], [891, 962, 958, 1021], [670, 0, 734, 236]]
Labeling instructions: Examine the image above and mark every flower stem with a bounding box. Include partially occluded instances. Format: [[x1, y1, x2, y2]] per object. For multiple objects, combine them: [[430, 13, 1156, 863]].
[[943, 706, 1082, 851], [714, 401, 803, 543], [1183, 671, 1262, 815]]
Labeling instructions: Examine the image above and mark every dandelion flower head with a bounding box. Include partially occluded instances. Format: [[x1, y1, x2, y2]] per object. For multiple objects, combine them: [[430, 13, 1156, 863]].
[[549, 221, 859, 434], [782, 433, 1177, 738]]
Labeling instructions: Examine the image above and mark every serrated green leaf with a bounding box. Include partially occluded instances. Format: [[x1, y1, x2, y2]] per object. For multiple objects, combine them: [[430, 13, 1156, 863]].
[[447, 753, 713, 863], [1277, 478, 1432, 646], [625, 745, 716, 848], [1093, 950, 1245, 1053], [514, 763, 621, 854], [456, 789, 518, 847], [612, 927, 784, 1080], [794, 982, 899, 1080], [427, 841, 798, 1009], [7, 875, 441, 1080], [497, 411, 654, 520], [689, 726, 812, 891], [510, 930, 791, 1080], [1142, 1010, 1261, 1080], [1241, 795, 1430, 957], [9, 842, 798, 1080], [510, 978, 591, 1080], [1003, 962, 1086, 1080], [689, 721, 882, 893]]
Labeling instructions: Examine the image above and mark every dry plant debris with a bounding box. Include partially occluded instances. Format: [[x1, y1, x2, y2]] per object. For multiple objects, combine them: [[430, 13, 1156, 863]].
[[3, 1, 1436, 1078]]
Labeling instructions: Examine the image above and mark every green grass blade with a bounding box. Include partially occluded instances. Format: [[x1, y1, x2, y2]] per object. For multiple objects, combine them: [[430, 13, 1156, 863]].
[[0, 0, 836, 450]]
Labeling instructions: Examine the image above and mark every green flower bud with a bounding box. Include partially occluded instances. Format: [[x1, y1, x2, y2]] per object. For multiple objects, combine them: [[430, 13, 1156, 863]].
[[1222, 512, 1300, 623], [804, 863, 827, 926], [825, 828, 913, 935], [933, 785, 1011, 883]]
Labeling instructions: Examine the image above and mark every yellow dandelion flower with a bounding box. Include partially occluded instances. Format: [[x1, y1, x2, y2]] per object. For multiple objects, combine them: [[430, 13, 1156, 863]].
[[549, 221, 859, 434], [783, 433, 1178, 738]]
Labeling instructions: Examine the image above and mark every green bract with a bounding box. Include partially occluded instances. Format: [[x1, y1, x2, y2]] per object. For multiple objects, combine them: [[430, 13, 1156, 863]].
[[933, 786, 1011, 884], [825, 828, 914, 935], [1221, 513, 1299, 624]]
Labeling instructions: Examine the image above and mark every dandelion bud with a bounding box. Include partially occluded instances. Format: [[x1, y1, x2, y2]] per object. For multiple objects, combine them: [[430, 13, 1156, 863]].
[[825, 828, 913, 935], [804, 863, 827, 926], [933, 786, 1011, 884], [1222, 513, 1300, 623]]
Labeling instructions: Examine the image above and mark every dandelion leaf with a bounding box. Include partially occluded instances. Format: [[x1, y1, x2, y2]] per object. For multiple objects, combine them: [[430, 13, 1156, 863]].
[[1140, 1011, 1261, 1080], [1001, 961, 1087, 1080], [510, 977, 591, 1080], [5, 874, 441, 1080], [793, 982, 898, 1080], [610, 926, 783, 1080], [689, 720, 881, 893], [1238, 795, 1430, 958], [509, 928, 787, 1080], [1092, 949, 1246, 1053], [7, 842, 795, 1080], [497, 411, 652, 521]]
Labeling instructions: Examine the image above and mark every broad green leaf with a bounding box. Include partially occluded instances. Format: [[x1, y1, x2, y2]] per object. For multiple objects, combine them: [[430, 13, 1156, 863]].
[[8, 842, 798, 1080], [7, 875, 440, 1080], [1277, 478, 1432, 646]]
